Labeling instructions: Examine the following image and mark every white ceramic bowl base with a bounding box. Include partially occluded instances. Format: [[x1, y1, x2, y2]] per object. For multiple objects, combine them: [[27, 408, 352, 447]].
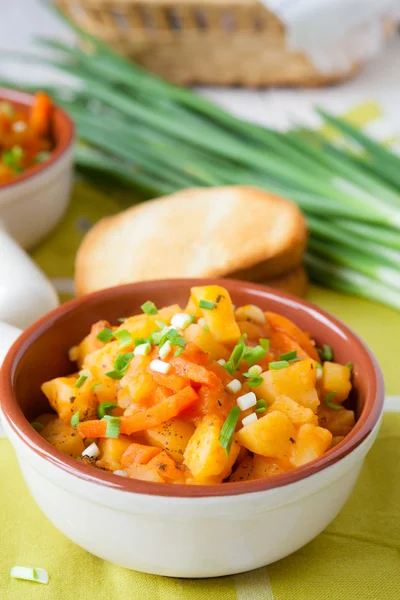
[[4, 417, 380, 578]]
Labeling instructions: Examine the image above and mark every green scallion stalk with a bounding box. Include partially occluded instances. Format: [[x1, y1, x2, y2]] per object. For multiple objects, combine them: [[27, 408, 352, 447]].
[[219, 406, 241, 456]]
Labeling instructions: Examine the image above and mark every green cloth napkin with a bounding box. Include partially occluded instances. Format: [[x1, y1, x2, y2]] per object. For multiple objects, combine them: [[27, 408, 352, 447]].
[[0, 179, 399, 598], [1, 413, 399, 599]]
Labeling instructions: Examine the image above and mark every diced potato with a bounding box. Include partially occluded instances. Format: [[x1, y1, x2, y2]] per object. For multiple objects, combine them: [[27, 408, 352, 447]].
[[144, 418, 195, 464], [82, 341, 120, 377], [322, 362, 352, 403], [126, 462, 165, 483], [184, 414, 240, 483], [184, 324, 230, 361], [41, 417, 85, 458], [235, 305, 266, 325], [120, 356, 156, 407], [97, 436, 133, 471], [237, 411, 296, 459], [256, 359, 319, 413], [229, 455, 254, 482], [290, 424, 332, 467], [268, 395, 318, 427], [73, 320, 112, 368], [331, 435, 345, 448], [146, 450, 185, 484], [91, 378, 119, 406], [188, 286, 240, 344], [251, 455, 291, 480], [41, 375, 97, 425], [318, 404, 356, 437], [35, 413, 56, 428], [119, 305, 182, 337]]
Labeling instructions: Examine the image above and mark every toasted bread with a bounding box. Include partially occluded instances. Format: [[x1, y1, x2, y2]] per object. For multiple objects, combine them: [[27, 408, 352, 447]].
[[75, 186, 307, 296]]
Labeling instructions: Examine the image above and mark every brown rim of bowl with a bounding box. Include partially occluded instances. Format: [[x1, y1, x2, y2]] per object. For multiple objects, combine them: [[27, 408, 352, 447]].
[[0, 279, 384, 498], [0, 87, 74, 192]]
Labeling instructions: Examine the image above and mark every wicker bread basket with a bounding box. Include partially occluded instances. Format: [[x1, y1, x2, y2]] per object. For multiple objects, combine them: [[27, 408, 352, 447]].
[[55, 0, 367, 87]]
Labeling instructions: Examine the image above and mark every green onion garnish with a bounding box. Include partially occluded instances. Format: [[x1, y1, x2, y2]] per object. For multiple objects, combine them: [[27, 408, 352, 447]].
[[244, 345, 267, 367], [269, 360, 290, 370], [324, 391, 342, 410], [91, 382, 102, 390], [113, 329, 133, 349], [117, 317, 126, 323], [174, 347, 183, 357], [106, 352, 134, 380], [243, 373, 263, 387], [346, 362, 353, 373], [35, 151, 51, 164], [159, 328, 186, 350], [97, 402, 118, 419], [134, 337, 149, 346], [224, 339, 247, 375], [317, 344, 334, 362], [10, 566, 48, 585], [155, 320, 167, 329], [149, 331, 163, 345], [141, 300, 158, 315], [280, 350, 298, 362], [259, 338, 270, 352], [255, 399, 267, 413], [0, 101, 14, 117], [31, 421, 44, 432], [203, 324, 210, 333], [97, 327, 114, 343], [199, 299, 216, 310], [74, 373, 88, 388], [71, 411, 80, 427], [101, 415, 121, 438], [219, 406, 240, 457]]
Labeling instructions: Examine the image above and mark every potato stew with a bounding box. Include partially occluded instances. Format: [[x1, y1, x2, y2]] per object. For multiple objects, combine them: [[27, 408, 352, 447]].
[[34, 286, 355, 485]]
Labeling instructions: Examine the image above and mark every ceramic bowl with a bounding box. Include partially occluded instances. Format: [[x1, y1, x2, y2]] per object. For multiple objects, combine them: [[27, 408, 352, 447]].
[[0, 87, 74, 249], [0, 279, 384, 578]]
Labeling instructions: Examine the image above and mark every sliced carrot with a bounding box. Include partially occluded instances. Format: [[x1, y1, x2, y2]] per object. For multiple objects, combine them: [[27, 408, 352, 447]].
[[269, 330, 310, 362], [265, 312, 319, 361], [125, 462, 165, 483], [121, 443, 162, 468], [121, 386, 198, 435], [147, 450, 185, 484], [208, 362, 234, 386], [78, 387, 198, 438], [30, 92, 52, 137], [150, 371, 188, 392], [151, 385, 173, 403], [170, 357, 220, 388], [180, 342, 209, 366]]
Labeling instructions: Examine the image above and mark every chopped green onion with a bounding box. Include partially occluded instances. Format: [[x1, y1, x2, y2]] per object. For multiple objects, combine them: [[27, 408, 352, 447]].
[[0, 101, 14, 117], [199, 299, 216, 310], [224, 340, 247, 375], [2, 145, 24, 170], [259, 338, 270, 352], [244, 345, 267, 367], [203, 324, 210, 333], [71, 411, 80, 427], [35, 151, 51, 163], [117, 317, 126, 322], [97, 327, 114, 343], [134, 337, 149, 346], [113, 329, 133, 349], [255, 399, 267, 414], [31, 421, 44, 432], [91, 382, 102, 390], [324, 391, 342, 410], [149, 331, 163, 345], [346, 362, 353, 373], [317, 344, 334, 362], [219, 406, 241, 456], [141, 300, 158, 315], [174, 347, 183, 357], [243, 373, 263, 387], [280, 350, 298, 362], [10, 566, 48, 585], [105, 352, 134, 379], [97, 402, 118, 419], [159, 328, 186, 351], [74, 373, 88, 388], [269, 360, 290, 370], [316, 362, 323, 370], [101, 415, 121, 438], [155, 320, 167, 329]]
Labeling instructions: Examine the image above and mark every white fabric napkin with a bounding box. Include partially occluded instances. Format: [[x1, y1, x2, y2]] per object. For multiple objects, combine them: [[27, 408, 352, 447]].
[[261, 0, 400, 73]]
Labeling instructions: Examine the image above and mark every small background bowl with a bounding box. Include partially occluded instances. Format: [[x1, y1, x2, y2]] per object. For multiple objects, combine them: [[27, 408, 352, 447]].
[[0, 279, 384, 577], [0, 87, 74, 249]]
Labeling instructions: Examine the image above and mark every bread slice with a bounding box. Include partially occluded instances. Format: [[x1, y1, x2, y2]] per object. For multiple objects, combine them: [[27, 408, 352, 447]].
[[263, 266, 308, 298], [75, 186, 307, 296]]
